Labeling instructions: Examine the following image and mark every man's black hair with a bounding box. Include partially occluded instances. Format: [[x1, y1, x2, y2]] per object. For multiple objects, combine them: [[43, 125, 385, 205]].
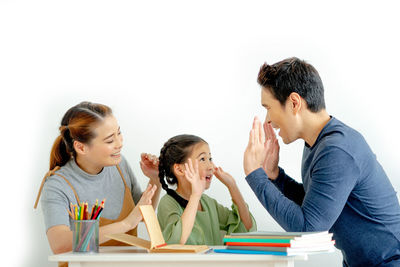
[[257, 57, 326, 112]]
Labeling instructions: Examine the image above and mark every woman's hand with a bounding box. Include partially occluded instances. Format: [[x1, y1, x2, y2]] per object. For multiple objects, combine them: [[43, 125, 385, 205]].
[[123, 184, 157, 229], [214, 165, 236, 188], [137, 183, 157, 206], [184, 159, 206, 197], [140, 153, 160, 184]]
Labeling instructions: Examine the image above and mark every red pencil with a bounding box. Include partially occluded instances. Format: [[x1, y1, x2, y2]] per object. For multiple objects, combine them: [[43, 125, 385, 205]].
[[92, 199, 106, 220], [82, 202, 87, 220], [94, 206, 104, 220]]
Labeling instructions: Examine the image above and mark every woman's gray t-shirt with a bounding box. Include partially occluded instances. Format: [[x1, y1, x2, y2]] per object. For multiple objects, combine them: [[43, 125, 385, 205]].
[[40, 155, 142, 231]]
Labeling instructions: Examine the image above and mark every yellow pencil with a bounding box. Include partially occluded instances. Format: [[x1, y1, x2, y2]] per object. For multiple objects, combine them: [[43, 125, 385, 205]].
[[74, 204, 78, 220]]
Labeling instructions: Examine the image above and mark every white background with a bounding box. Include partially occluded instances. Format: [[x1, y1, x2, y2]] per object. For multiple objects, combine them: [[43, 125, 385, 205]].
[[1, 1, 399, 266]]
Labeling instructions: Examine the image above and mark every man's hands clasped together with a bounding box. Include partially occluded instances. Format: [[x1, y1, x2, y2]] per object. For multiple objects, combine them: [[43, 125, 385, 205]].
[[244, 117, 280, 179]]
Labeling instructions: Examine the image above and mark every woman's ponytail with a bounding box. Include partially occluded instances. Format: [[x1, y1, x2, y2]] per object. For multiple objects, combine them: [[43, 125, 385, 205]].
[[49, 134, 71, 170]]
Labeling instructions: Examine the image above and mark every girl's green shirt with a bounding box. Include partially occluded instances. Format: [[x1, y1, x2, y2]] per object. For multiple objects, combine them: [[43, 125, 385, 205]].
[[157, 193, 257, 245]]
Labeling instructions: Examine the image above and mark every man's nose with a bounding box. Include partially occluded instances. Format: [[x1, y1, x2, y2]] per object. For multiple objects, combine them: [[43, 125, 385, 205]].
[[265, 113, 271, 124]]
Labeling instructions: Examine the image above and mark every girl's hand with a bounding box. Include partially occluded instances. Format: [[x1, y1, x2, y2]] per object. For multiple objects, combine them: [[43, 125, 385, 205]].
[[214, 166, 236, 188], [184, 159, 206, 197], [140, 153, 160, 184]]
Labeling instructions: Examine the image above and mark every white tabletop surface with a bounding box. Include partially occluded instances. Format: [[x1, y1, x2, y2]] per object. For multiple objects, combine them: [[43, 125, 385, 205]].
[[49, 246, 308, 262]]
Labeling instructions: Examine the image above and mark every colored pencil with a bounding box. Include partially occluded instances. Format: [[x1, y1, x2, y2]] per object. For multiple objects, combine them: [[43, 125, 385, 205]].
[[92, 199, 105, 220]]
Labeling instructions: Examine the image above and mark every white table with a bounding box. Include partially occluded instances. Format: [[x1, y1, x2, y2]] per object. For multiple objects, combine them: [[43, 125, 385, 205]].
[[49, 246, 308, 267]]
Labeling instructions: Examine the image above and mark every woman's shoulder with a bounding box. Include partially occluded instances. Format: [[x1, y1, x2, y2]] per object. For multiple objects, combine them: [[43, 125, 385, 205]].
[[42, 165, 76, 199], [43, 173, 66, 192], [44, 163, 74, 188]]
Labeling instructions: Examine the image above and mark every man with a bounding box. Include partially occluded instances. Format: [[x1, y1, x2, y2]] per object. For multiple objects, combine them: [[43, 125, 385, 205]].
[[243, 57, 400, 266]]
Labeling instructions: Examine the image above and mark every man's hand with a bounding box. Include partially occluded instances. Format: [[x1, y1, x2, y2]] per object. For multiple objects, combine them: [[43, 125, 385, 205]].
[[262, 121, 280, 180], [244, 117, 266, 176]]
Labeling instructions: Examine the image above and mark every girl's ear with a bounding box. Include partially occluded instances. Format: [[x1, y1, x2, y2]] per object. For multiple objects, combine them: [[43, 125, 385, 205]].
[[73, 140, 87, 156], [173, 163, 185, 177]]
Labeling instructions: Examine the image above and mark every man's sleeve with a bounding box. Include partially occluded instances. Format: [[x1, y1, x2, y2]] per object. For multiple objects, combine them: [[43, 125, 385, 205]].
[[271, 167, 305, 205], [246, 146, 359, 232]]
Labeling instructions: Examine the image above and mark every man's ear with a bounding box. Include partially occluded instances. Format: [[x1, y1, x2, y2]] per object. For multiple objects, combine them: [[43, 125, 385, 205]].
[[288, 92, 303, 114], [173, 163, 185, 177], [73, 140, 87, 156]]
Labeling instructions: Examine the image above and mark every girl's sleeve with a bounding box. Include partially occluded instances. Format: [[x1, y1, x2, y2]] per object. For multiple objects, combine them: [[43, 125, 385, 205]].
[[209, 196, 257, 234], [157, 196, 206, 245]]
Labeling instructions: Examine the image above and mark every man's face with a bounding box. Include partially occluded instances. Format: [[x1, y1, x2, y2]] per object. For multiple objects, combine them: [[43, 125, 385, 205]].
[[261, 87, 299, 144]]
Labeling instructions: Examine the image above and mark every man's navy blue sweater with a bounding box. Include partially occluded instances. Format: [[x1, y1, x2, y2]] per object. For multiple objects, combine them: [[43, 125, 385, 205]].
[[246, 117, 400, 266]]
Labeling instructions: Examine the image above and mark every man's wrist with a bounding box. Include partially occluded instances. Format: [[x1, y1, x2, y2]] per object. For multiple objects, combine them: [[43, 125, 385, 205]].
[[244, 165, 261, 176], [266, 167, 279, 180]]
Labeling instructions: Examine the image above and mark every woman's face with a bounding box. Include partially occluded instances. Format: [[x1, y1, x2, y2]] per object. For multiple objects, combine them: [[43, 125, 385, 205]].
[[83, 115, 123, 168]]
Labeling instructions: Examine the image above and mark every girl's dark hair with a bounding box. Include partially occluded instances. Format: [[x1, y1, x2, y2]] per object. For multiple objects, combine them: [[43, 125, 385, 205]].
[[158, 134, 206, 208], [257, 57, 326, 112], [49, 101, 113, 170]]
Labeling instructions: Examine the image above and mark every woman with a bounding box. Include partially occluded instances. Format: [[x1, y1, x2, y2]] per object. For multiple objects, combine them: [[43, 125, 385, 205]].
[[34, 101, 161, 257]]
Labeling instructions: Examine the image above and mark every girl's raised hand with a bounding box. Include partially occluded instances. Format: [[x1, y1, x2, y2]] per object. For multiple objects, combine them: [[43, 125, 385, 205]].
[[184, 158, 206, 197], [214, 166, 236, 188], [140, 153, 160, 183]]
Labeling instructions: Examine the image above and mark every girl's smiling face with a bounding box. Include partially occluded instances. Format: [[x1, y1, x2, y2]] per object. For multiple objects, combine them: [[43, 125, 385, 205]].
[[186, 142, 214, 189]]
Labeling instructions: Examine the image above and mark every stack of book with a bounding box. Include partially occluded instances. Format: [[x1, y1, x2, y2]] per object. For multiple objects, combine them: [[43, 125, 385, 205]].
[[214, 231, 335, 256]]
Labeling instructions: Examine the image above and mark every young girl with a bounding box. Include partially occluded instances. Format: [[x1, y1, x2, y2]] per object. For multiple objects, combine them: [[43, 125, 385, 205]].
[[34, 102, 161, 257], [157, 134, 256, 245]]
